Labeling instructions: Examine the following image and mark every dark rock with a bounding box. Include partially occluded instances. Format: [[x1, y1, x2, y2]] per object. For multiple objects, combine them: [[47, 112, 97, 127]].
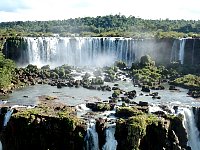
[[0, 103, 86, 150], [112, 87, 119, 90], [138, 101, 148, 107], [96, 118, 106, 149], [57, 82, 62, 88], [141, 86, 150, 92], [169, 85, 178, 90], [173, 106, 179, 114]]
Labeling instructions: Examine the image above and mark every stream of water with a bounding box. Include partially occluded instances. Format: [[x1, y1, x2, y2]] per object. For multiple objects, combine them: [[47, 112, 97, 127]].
[[1, 80, 200, 108]]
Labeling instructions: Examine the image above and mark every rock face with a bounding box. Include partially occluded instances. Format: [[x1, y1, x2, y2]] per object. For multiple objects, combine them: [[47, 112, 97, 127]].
[[193, 107, 200, 132], [115, 107, 189, 150], [184, 38, 200, 65], [0, 102, 86, 150], [0, 103, 194, 150]]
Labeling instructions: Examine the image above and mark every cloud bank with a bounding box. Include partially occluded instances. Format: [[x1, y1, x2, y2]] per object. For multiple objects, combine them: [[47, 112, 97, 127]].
[[0, 0, 199, 22]]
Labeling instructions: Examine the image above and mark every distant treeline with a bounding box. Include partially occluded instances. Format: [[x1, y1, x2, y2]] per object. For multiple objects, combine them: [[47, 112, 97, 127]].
[[0, 14, 200, 38]]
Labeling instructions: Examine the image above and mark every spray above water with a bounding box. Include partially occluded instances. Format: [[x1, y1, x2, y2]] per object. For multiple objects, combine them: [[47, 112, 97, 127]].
[[102, 126, 118, 150], [84, 120, 99, 150], [5, 37, 172, 68], [182, 107, 200, 150]]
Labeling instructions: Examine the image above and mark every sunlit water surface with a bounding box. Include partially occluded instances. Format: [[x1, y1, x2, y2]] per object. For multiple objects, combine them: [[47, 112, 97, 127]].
[[1, 80, 200, 107]]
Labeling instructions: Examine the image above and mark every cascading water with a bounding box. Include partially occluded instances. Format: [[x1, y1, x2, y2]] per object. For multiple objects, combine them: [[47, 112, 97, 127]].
[[3, 108, 14, 127], [192, 39, 196, 65], [170, 38, 186, 64], [102, 126, 117, 150], [84, 120, 99, 150], [182, 107, 200, 150], [170, 39, 179, 62], [6, 37, 165, 67], [179, 38, 186, 64]]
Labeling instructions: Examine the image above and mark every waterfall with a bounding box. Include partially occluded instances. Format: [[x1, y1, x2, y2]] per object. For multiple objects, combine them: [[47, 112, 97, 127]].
[[170, 38, 186, 64], [84, 120, 99, 150], [182, 107, 200, 150], [179, 38, 186, 64], [3, 105, 27, 127], [3, 108, 14, 127], [6, 37, 169, 67], [170, 39, 179, 62], [192, 39, 196, 65], [102, 126, 117, 150]]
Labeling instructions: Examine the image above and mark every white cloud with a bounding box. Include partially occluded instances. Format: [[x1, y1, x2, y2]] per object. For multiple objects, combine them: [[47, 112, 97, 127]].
[[0, 0, 199, 22], [0, 0, 29, 12]]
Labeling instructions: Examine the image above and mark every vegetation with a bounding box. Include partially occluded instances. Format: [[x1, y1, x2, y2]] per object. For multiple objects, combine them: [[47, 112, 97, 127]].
[[172, 74, 200, 88], [7, 102, 86, 150], [0, 52, 16, 89], [0, 14, 200, 38], [116, 113, 160, 150], [116, 106, 144, 118], [131, 55, 162, 85]]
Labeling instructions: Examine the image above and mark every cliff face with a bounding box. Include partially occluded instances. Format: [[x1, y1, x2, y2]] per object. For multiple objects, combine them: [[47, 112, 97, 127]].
[[2, 37, 28, 64], [0, 103, 195, 150], [115, 107, 190, 150], [184, 38, 200, 65], [0, 101, 87, 150], [2, 37, 174, 66]]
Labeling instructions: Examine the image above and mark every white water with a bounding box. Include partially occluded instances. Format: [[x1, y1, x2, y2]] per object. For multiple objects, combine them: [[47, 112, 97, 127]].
[[182, 107, 200, 150], [179, 38, 186, 64], [0, 141, 2, 150], [3, 109, 14, 127], [170, 39, 179, 62], [85, 120, 99, 150], [11, 37, 162, 67], [170, 38, 186, 64], [192, 39, 196, 65], [102, 126, 117, 150]]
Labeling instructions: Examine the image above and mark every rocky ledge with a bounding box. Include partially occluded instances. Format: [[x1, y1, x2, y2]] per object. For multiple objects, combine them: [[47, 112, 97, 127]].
[[0, 97, 87, 150], [115, 106, 190, 150], [0, 97, 194, 150]]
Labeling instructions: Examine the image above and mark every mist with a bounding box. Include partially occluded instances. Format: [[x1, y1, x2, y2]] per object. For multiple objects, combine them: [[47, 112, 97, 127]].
[[3, 36, 177, 68]]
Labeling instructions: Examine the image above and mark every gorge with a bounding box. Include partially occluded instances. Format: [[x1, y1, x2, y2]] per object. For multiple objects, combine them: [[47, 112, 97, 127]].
[[0, 36, 200, 150]]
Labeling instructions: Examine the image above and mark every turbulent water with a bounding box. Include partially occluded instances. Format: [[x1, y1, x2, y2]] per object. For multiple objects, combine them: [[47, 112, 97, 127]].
[[182, 107, 200, 150], [85, 120, 99, 150], [102, 126, 118, 150], [170, 38, 186, 64], [3, 109, 13, 127], [5, 37, 171, 67]]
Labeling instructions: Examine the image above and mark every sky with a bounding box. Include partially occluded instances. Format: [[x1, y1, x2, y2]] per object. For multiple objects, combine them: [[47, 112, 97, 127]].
[[0, 0, 199, 22]]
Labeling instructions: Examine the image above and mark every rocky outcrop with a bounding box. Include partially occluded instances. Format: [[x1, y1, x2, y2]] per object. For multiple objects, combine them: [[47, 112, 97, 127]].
[[115, 107, 189, 150], [0, 101, 87, 150], [184, 38, 200, 65]]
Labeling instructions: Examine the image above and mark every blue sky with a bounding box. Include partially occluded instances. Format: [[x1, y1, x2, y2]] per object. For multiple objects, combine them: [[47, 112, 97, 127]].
[[0, 0, 199, 22]]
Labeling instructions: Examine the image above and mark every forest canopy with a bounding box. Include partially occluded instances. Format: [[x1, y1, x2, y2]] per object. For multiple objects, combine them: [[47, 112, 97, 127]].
[[0, 14, 200, 38]]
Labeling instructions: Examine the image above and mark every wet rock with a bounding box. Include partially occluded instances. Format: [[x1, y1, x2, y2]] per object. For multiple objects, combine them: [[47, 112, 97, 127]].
[[141, 86, 150, 92], [86, 102, 112, 111], [169, 85, 178, 90], [112, 86, 120, 90], [57, 82, 62, 88], [124, 90, 137, 99], [116, 106, 188, 150], [96, 118, 106, 149], [0, 101, 86, 150], [138, 101, 148, 107]]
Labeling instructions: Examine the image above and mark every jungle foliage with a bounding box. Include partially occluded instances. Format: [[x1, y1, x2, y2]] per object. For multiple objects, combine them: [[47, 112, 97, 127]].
[[0, 14, 200, 38]]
